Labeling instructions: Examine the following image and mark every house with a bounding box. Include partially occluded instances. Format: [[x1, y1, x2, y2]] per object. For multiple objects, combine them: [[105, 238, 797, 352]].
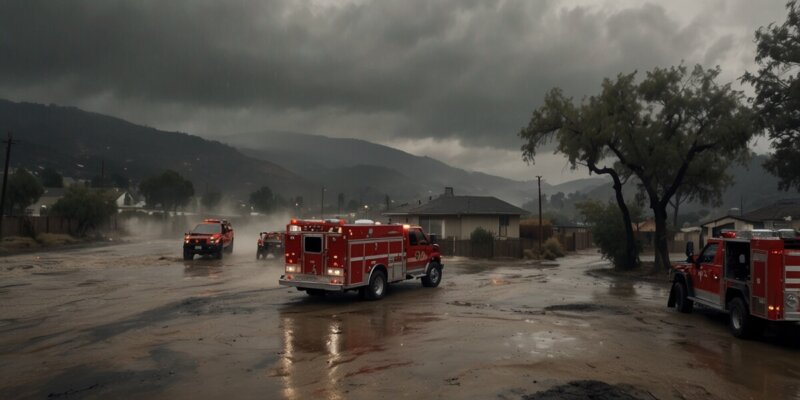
[[383, 187, 527, 239], [27, 188, 66, 216], [701, 198, 800, 238]]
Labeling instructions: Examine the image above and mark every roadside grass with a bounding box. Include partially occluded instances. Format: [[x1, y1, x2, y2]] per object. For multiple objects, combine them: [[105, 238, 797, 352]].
[[0, 233, 82, 253], [36, 233, 79, 246]]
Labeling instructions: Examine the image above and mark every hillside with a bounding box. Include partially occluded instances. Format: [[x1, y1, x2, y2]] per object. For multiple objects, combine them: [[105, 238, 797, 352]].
[[227, 131, 607, 206], [0, 100, 312, 198]]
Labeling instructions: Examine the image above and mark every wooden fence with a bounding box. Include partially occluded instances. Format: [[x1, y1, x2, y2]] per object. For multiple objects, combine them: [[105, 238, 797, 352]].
[[437, 230, 593, 259], [1, 215, 118, 237]]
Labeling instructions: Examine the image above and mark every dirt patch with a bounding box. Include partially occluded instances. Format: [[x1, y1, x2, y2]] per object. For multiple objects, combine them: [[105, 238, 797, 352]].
[[523, 380, 655, 400], [543, 303, 628, 315], [588, 265, 670, 284]]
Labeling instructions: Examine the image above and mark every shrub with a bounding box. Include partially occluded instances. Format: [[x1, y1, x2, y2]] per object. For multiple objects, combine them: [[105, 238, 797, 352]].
[[576, 201, 642, 269], [543, 237, 565, 258], [469, 227, 494, 246], [51, 186, 117, 236]]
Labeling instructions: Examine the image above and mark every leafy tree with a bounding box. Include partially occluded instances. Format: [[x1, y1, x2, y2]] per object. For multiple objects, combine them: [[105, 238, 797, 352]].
[[201, 190, 222, 211], [139, 170, 194, 213], [577, 201, 642, 270], [40, 167, 63, 188], [550, 192, 566, 209], [520, 81, 641, 269], [743, 1, 800, 191], [249, 186, 281, 213], [522, 65, 754, 270], [667, 157, 731, 227], [51, 186, 117, 235], [7, 169, 44, 215]]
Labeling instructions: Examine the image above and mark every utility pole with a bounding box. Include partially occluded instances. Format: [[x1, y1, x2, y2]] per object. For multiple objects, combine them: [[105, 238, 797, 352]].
[[320, 185, 325, 219], [0, 133, 17, 239], [536, 175, 543, 251]]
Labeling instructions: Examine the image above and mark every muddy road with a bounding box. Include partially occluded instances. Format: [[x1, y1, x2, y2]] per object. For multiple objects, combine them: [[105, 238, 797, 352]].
[[1, 240, 799, 399]]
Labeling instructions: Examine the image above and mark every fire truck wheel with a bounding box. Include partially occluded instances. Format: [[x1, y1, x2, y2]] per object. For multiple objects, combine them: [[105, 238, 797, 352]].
[[422, 263, 443, 288], [729, 297, 759, 339], [215, 247, 224, 260], [183, 250, 193, 261], [364, 270, 387, 300], [672, 282, 693, 313]]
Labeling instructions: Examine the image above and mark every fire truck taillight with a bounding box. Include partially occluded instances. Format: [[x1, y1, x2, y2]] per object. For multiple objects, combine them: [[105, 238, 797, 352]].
[[289, 225, 301, 232], [327, 268, 343, 276], [286, 265, 298, 273], [403, 224, 410, 230]]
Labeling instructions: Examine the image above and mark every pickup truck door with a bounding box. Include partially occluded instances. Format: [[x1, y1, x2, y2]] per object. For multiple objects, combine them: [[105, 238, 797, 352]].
[[693, 242, 724, 306]]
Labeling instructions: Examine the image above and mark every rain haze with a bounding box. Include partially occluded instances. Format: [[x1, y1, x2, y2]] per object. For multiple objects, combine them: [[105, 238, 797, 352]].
[[0, 0, 785, 183]]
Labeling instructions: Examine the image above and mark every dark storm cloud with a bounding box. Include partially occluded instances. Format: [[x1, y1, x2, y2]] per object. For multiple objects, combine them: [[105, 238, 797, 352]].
[[0, 0, 788, 150]]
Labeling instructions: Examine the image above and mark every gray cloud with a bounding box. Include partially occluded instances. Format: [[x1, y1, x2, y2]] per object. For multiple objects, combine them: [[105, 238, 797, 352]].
[[0, 0, 789, 174]]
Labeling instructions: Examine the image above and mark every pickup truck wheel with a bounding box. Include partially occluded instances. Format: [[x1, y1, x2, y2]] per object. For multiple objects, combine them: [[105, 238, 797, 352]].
[[364, 270, 387, 300], [421, 263, 442, 288], [729, 297, 759, 339], [672, 281, 693, 313], [183, 250, 193, 261]]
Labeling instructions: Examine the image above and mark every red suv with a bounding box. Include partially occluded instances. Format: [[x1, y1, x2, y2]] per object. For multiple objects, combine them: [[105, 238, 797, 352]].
[[183, 219, 234, 260]]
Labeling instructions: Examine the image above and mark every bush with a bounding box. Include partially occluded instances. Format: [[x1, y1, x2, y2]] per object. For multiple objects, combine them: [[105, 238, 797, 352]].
[[543, 237, 565, 258], [576, 201, 641, 269], [469, 227, 494, 246], [51, 186, 117, 236]]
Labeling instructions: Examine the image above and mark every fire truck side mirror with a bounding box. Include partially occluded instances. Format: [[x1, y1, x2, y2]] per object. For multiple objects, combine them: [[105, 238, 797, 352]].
[[685, 241, 694, 261], [429, 234, 438, 244]]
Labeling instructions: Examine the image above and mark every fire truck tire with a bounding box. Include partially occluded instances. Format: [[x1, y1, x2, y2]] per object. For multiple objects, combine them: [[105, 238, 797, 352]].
[[183, 250, 193, 261], [422, 263, 443, 288], [672, 282, 693, 313], [364, 270, 387, 300], [728, 297, 759, 339], [215, 246, 223, 260]]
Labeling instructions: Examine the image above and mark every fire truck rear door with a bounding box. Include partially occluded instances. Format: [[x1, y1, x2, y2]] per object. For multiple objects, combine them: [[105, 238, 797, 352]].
[[301, 234, 324, 275]]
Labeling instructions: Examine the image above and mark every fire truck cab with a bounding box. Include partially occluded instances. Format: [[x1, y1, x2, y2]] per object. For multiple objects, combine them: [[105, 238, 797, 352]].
[[668, 229, 800, 338], [278, 219, 443, 300]]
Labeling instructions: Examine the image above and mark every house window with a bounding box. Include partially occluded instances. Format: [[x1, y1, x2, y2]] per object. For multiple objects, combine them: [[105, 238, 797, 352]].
[[419, 217, 443, 236], [499, 215, 509, 237]]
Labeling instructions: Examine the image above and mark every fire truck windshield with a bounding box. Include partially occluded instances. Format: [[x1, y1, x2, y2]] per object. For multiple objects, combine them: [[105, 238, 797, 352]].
[[192, 223, 222, 234]]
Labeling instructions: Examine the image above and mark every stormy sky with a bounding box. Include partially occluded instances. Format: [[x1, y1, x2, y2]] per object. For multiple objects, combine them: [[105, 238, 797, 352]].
[[0, 0, 787, 183]]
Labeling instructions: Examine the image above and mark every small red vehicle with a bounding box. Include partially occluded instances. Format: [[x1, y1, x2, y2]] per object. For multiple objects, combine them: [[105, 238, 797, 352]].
[[279, 219, 443, 300], [668, 229, 800, 338], [183, 219, 234, 260], [257, 231, 284, 260]]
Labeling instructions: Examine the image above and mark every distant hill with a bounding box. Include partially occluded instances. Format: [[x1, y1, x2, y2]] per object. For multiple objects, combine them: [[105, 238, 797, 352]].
[[0, 100, 312, 198], [226, 131, 576, 206]]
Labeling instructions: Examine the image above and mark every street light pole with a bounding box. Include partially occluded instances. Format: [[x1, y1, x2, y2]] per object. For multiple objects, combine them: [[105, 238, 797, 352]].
[[320, 186, 325, 219], [0, 132, 17, 239], [536, 175, 543, 251]]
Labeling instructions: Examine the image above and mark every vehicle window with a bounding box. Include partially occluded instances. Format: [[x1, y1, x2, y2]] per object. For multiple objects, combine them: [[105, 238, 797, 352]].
[[699, 243, 719, 264], [409, 231, 418, 246], [416, 230, 428, 245], [192, 223, 222, 234], [304, 236, 322, 253]]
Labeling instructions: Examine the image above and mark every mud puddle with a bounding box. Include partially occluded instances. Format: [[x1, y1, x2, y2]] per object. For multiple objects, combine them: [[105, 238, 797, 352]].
[[523, 380, 655, 400]]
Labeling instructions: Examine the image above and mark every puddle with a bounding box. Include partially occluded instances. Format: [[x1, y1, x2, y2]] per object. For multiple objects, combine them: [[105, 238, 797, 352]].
[[522, 380, 655, 400]]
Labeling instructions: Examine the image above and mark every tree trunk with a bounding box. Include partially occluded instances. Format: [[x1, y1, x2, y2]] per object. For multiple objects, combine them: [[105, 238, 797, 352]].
[[672, 199, 680, 228], [611, 175, 639, 270], [652, 205, 671, 270]]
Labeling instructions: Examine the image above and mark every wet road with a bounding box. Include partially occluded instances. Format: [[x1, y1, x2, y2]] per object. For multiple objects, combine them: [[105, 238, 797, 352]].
[[0, 240, 799, 399]]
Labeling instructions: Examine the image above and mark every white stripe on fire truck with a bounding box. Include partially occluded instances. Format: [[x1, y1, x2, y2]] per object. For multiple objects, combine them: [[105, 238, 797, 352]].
[[785, 251, 800, 257], [786, 279, 800, 285], [355, 253, 402, 261], [348, 238, 404, 245], [786, 266, 800, 272]]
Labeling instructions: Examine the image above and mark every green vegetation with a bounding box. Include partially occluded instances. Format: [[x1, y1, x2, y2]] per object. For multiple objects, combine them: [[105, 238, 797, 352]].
[[470, 227, 494, 246], [520, 65, 755, 270], [7, 169, 44, 215], [139, 170, 194, 213], [40, 167, 63, 188], [249, 186, 284, 213], [51, 186, 117, 236], [577, 201, 642, 270], [743, 1, 800, 191], [541, 237, 565, 260]]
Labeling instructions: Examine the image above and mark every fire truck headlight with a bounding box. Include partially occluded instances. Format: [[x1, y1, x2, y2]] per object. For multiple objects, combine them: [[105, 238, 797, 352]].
[[289, 225, 301, 232], [286, 265, 298, 273], [327, 268, 343, 276], [786, 294, 798, 309]]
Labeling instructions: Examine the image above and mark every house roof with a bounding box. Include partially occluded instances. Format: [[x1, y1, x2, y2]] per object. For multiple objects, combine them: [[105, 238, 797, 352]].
[[741, 198, 800, 222], [700, 213, 759, 227], [384, 195, 527, 216]]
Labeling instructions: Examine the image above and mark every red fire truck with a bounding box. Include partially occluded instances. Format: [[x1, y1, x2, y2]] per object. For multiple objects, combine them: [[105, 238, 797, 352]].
[[278, 219, 443, 300], [668, 229, 800, 338]]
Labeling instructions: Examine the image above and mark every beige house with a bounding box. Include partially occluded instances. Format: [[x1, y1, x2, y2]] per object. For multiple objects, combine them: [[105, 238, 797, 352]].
[[701, 198, 800, 239], [384, 188, 527, 240]]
